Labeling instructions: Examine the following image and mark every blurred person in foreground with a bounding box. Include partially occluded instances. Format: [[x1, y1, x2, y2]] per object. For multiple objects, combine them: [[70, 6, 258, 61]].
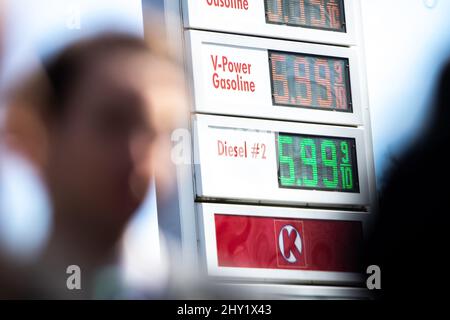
[[0, 0, 8, 298], [2, 32, 185, 299], [366, 59, 450, 302]]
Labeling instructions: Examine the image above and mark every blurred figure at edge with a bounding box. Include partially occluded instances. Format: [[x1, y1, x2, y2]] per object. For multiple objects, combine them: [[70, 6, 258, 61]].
[[366, 59, 450, 302], [2, 32, 182, 299]]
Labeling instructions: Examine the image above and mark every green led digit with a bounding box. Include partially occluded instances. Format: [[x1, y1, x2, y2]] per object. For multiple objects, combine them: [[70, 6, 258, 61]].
[[321, 140, 338, 189], [300, 138, 318, 187], [340, 141, 353, 190], [278, 135, 296, 186], [341, 166, 354, 190], [341, 141, 349, 164]]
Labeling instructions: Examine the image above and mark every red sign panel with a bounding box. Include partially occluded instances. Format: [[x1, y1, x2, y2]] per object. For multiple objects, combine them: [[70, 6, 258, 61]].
[[215, 214, 363, 273]]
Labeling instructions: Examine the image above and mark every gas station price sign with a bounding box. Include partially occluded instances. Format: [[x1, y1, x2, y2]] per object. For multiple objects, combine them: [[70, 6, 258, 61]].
[[193, 114, 369, 207], [270, 51, 351, 111], [187, 30, 363, 126], [178, 0, 375, 297], [182, 1, 356, 45], [277, 133, 358, 192], [265, 0, 346, 32]]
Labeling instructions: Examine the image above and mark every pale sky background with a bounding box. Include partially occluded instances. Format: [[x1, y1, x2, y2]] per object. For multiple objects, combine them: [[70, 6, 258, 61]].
[[361, 0, 450, 185], [1, 0, 450, 276]]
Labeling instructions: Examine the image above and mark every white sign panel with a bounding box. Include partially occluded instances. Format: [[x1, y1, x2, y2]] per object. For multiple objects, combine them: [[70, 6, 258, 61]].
[[182, 0, 357, 46], [193, 114, 370, 208], [186, 30, 364, 126]]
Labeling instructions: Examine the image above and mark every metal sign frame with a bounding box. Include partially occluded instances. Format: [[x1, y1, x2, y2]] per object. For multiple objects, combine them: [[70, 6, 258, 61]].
[[185, 30, 364, 126]]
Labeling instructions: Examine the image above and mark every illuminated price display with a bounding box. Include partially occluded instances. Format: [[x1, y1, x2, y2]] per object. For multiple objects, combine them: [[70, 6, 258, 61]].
[[265, 0, 346, 32], [270, 51, 351, 112], [277, 133, 358, 192]]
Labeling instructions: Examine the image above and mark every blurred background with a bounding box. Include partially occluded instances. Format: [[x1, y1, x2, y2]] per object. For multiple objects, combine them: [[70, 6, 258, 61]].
[[0, 0, 450, 297]]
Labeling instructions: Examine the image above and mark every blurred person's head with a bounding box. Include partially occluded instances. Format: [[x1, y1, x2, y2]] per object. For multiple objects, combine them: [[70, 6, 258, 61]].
[[2, 29, 188, 298], [5, 33, 171, 255], [44, 35, 156, 243]]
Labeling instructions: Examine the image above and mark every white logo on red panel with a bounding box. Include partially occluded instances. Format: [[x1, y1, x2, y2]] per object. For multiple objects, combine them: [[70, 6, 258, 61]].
[[278, 225, 302, 263], [274, 220, 306, 268]]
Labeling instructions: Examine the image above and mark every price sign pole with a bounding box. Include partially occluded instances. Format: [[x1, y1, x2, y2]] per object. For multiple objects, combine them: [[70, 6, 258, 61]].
[[161, 0, 377, 299]]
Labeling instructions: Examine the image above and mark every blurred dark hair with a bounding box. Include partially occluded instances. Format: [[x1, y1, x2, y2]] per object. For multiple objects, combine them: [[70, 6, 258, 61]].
[[366, 58, 450, 302], [41, 33, 152, 120], [427, 59, 450, 139]]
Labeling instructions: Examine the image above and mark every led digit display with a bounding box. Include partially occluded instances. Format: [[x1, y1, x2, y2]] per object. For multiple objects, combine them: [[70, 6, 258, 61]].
[[265, 0, 346, 32], [277, 133, 359, 192], [269, 51, 352, 112]]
